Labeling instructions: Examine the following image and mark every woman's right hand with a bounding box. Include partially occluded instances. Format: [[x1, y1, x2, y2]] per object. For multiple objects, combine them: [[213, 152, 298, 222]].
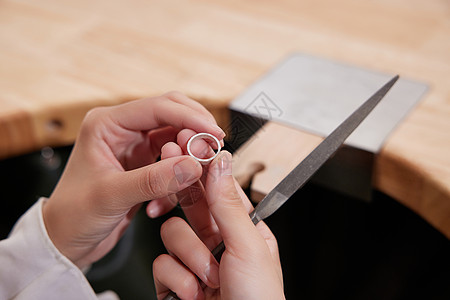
[[152, 147, 285, 300]]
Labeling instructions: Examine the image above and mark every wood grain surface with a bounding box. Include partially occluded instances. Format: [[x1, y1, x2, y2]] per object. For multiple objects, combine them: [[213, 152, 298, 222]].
[[1, 0, 449, 236]]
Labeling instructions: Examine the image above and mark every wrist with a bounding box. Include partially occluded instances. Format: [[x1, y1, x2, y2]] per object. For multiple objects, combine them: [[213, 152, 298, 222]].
[[42, 199, 85, 268]]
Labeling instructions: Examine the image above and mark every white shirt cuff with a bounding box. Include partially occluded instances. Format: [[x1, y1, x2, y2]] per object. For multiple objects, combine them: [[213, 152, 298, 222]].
[[0, 198, 119, 300]]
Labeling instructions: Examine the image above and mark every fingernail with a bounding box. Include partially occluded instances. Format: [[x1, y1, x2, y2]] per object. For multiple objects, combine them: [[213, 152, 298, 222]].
[[218, 151, 232, 177], [214, 124, 226, 139], [147, 203, 160, 218], [205, 263, 220, 288], [174, 158, 200, 185]]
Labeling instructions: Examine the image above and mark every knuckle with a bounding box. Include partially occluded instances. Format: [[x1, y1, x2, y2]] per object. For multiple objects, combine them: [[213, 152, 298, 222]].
[[139, 166, 166, 199], [267, 232, 281, 256], [270, 233, 279, 250], [270, 229, 279, 244], [163, 90, 184, 100], [80, 107, 108, 134], [83, 107, 106, 124], [222, 188, 243, 206], [208, 181, 243, 211]]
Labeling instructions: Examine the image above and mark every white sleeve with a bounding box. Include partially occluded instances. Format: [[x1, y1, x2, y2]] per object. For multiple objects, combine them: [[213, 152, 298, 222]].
[[0, 198, 119, 300]]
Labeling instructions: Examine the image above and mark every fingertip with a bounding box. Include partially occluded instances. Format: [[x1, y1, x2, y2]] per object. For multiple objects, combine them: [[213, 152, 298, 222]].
[[176, 129, 196, 153], [206, 151, 238, 207], [212, 150, 233, 177], [204, 123, 225, 148], [146, 198, 177, 218], [212, 124, 226, 140], [161, 142, 183, 159], [146, 201, 160, 218]]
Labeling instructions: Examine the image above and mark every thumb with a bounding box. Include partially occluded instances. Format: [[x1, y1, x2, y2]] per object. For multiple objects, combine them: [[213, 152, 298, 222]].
[[113, 156, 202, 207], [205, 151, 258, 249]]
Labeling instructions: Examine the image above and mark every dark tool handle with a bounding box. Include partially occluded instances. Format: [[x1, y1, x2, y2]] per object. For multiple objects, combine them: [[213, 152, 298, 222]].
[[162, 212, 260, 300]]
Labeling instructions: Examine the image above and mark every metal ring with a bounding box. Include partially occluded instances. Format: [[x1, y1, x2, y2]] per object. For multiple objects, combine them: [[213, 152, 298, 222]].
[[187, 133, 221, 165]]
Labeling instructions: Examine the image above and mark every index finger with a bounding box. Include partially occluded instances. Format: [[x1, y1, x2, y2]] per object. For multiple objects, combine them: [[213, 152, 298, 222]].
[[163, 91, 217, 124], [109, 95, 225, 139]]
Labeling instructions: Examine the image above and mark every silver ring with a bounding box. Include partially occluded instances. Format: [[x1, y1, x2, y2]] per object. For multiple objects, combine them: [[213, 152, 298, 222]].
[[187, 133, 221, 165]]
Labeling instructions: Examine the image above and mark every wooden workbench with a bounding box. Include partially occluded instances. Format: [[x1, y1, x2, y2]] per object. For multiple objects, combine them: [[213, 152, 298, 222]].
[[1, 0, 449, 237]]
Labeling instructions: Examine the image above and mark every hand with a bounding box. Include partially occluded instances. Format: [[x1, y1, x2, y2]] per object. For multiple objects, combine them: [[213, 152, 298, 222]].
[[43, 92, 225, 269], [153, 148, 285, 300]]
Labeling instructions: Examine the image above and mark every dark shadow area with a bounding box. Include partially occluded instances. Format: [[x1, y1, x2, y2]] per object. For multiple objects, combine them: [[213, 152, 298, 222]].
[[1, 146, 449, 299], [267, 184, 450, 300], [0, 146, 72, 239]]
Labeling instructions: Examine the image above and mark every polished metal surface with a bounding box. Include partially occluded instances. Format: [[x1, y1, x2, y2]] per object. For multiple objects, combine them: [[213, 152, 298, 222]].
[[230, 54, 426, 153], [251, 75, 399, 222]]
